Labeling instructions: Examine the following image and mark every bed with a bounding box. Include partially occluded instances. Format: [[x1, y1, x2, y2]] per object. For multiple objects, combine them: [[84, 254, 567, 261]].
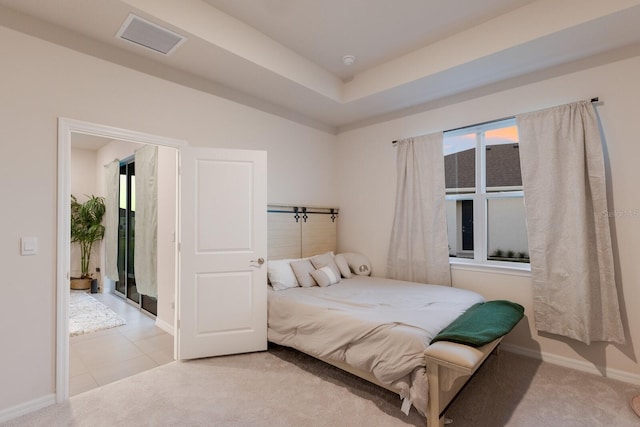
[[266, 206, 521, 426]]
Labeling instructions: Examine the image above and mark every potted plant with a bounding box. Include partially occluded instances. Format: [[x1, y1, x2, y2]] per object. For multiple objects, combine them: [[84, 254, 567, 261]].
[[70, 194, 106, 290]]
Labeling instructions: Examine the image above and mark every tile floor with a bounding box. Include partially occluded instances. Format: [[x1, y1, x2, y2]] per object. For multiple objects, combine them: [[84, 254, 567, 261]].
[[69, 291, 174, 396]]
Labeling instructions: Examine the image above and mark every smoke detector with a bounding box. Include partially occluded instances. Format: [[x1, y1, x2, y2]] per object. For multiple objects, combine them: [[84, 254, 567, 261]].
[[116, 14, 186, 55], [342, 55, 356, 66]]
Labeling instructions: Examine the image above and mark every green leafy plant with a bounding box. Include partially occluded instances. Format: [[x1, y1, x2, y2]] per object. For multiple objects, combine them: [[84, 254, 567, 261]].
[[71, 195, 106, 278]]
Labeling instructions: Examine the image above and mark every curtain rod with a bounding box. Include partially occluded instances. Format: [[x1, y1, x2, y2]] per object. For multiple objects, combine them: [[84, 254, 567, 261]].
[[391, 97, 599, 145]]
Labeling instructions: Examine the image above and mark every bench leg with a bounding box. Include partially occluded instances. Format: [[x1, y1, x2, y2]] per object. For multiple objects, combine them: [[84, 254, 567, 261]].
[[426, 362, 444, 427]]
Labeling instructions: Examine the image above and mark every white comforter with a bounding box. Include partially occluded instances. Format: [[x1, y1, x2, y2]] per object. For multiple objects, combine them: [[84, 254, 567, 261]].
[[267, 276, 484, 415]]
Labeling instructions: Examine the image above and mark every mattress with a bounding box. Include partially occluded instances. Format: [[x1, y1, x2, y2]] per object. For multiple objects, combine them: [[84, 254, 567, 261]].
[[267, 275, 485, 414]]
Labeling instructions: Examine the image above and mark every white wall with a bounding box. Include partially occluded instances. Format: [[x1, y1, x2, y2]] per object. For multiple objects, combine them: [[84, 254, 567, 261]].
[[486, 198, 528, 257], [70, 148, 97, 199], [70, 148, 98, 277], [0, 25, 337, 416], [337, 55, 640, 383]]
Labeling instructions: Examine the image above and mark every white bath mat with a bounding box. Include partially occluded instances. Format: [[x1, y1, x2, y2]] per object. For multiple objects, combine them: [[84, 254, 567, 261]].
[[69, 291, 126, 336]]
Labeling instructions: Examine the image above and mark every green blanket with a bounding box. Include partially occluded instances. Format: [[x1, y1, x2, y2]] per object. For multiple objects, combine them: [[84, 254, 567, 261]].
[[431, 300, 524, 347]]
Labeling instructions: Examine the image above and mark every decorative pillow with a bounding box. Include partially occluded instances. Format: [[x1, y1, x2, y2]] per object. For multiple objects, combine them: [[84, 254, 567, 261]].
[[309, 252, 341, 281], [310, 266, 341, 287], [267, 259, 299, 291], [342, 252, 372, 276], [290, 259, 317, 287], [334, 254, 352, 279]]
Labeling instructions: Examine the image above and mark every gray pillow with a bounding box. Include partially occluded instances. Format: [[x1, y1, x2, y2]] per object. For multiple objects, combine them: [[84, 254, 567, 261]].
[[334, 254, 352, 278], [290, 259, 317, 287], [310, 266, 341, 287], [309, 252, 341, 282]]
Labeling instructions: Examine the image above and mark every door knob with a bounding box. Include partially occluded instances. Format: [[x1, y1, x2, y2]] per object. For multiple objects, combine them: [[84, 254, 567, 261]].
[[251, 257, 265, 265]]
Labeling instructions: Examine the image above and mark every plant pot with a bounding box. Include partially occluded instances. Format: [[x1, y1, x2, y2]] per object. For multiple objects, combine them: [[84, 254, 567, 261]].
[[70, 278, 91, 290]]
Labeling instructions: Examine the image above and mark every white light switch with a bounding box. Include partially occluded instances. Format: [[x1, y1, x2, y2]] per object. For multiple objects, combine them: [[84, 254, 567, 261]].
[[21, 237, 38, 256]]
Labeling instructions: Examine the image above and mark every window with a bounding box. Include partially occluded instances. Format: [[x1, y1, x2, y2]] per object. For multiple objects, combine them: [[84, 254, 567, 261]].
[[444, 118, 529, 265]]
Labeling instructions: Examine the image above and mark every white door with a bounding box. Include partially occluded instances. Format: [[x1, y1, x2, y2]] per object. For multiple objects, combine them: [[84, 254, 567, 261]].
[[176, 147, 267, 360]]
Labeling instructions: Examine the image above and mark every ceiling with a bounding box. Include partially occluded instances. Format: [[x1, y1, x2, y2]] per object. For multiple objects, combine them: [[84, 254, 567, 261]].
[[71, 133, 115, 151], [202, 0, 537, 80], [1, 0, 640, 133]]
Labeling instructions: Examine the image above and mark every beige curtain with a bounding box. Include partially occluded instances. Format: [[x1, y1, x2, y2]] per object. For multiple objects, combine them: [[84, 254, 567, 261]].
[[134, 145, 158, 298], [103, 159, 120, 282], [517, 100, 624, 344], [388, 133, 451, 286]]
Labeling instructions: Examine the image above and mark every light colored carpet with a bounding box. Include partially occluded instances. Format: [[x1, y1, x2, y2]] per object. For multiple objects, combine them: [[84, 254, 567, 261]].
[[69, 291, 126, 337], [5, 345, 640, 426]]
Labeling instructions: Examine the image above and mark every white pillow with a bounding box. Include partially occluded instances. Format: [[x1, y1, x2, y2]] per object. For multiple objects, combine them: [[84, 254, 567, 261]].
[[267, 259, 298, 291], [342, 252, 372, 276], [310, 266, 341, 287], [334, 254, 352, 279]]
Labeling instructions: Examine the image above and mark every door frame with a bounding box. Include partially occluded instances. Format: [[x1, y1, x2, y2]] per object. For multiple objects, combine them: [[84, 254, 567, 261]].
[[56, 118, 186, 402]]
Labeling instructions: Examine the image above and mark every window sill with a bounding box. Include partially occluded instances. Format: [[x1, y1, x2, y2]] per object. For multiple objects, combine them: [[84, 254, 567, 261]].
[[449, 258, 531, 278]]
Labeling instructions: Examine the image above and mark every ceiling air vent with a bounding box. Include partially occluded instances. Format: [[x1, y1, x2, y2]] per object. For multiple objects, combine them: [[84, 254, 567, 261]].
[[116, 13, 186, 55]]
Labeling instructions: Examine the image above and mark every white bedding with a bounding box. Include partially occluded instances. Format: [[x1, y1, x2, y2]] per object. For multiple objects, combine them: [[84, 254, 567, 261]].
[[267, 276, 484, 415]]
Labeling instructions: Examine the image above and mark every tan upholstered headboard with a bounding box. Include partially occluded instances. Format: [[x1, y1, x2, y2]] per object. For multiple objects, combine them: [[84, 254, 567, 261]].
[[267, 205, 339, 260]]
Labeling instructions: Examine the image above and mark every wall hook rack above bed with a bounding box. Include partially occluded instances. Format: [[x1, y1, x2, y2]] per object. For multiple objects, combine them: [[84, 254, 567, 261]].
[[267, 205, 340, 223]]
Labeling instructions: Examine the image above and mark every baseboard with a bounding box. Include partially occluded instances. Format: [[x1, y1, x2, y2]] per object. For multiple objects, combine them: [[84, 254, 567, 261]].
[[156, 318, 175, 336], [0, 394, 55, 423], [501, 343, 640, 385]]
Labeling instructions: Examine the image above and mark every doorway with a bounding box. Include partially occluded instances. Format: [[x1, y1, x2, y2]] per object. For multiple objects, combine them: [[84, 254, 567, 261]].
[[57, 118, 186, 402]]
